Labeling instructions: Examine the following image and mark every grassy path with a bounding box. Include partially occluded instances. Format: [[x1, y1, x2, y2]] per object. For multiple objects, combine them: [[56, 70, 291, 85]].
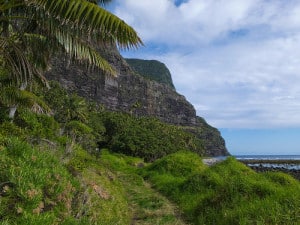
[[99, 151, 188, 225], [117, 173, 188, 225]]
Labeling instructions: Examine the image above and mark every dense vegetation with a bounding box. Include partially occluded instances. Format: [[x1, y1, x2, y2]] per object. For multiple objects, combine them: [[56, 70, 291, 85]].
[[126, 59, 175, 89], [0, 81, 299, 224], [38, 81, 204, 161]]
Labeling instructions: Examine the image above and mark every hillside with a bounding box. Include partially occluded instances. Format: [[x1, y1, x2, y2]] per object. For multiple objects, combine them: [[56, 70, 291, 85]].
[[125, 58, 176, 89], [0, 80, 299, 224], [46, 45, 229, 156], [1, 1, 299, 224]]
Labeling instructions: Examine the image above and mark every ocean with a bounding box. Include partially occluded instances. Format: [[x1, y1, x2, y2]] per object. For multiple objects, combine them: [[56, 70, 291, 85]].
[[234, 155, 300, 160], [234, 155, 300, 170]]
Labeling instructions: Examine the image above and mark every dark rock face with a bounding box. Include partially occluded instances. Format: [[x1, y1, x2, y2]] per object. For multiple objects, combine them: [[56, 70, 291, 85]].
[[46, 46, 229, 156], [195, 117, 229, 156]]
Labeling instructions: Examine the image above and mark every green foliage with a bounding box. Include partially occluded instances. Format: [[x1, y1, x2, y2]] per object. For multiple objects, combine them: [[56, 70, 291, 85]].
[[99, 150, 187, 225], [67, 145, 96, 173], [87, 112, 106, 142], [1, 73, 299, 224], [65, 120, 97, 152], [40, 82, 90, 123], [14, 109, 59, 140], [145, 151, 206, 177], [0, 138, 79, 224], [97, 111, 204, 161], [65, 148, 132, 224], [143, 153, 300, 225], [126, 58, 175, 89], [0, 121, 25, 138], [37, 82, 203, 160]]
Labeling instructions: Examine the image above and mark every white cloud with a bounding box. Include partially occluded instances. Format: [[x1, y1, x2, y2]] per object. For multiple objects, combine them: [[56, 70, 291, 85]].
[[111, 0, 300, 129]]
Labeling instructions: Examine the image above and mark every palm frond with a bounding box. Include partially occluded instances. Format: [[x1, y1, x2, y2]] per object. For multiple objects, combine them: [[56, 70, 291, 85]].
[[0, 36, 34, 85], [23, 33, 50, 70], [0, 86, 21, 106], [0, 0, 23, 11], [27, 0, 143, 49], [55, 29, 116, 75], [0, 35, 48, 86], [0, 84, 51, 114], [87, 0, 112, 5], [21, 90, 51, 114]]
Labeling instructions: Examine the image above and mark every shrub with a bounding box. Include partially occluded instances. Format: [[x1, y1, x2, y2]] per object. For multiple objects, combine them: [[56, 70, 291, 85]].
[[14, 109, 59, 140], [0, 121, 24, 138], [97, 111, 204, 161], [65, 120, 97, 152]]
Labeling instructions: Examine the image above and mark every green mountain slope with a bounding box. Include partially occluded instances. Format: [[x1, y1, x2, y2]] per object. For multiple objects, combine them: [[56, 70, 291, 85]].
[[125, 58, 176, 89]]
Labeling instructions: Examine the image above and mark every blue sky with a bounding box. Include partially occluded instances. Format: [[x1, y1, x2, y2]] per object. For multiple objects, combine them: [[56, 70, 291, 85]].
[[107, 0, 300, 155]]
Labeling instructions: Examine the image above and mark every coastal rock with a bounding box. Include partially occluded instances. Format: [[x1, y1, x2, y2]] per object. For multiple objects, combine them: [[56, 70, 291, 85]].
[[46, 45, 229, 156]]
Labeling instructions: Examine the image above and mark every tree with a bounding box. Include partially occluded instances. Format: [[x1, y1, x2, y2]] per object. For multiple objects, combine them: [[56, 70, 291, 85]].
[[0, 0, 142, 118]]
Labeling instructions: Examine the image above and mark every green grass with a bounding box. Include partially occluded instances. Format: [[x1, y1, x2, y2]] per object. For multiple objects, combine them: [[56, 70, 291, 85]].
[[1, 137, 299, 225], [0, 138, 79, 224], [0, 133, 189, 225], [1, 106, 299, 225], [100, 150, 187, 225], [143, 153, 300, 225]]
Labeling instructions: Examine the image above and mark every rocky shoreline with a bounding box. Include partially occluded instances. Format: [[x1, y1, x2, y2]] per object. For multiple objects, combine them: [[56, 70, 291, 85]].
[[238, 160, 300, 180], [202, 158, 300, 180]]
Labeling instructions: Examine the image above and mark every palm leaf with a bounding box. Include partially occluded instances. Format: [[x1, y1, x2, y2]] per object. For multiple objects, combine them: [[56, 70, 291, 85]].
[[27, 0, 143, 49], [0, 84, 51, 114], [0, 36, 48, 86], [54, 28, 116, 75], [0, 37, 33, 85]]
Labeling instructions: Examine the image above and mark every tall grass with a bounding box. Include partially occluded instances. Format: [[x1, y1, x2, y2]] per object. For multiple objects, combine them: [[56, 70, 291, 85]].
[[0, 138, 132, 225], [0, 138, 79, 224], [143, 152, 300, 225]]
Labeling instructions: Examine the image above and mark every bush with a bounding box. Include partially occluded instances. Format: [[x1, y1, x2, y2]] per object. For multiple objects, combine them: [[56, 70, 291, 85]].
[[0, 121, 24, 138], [14, 109, 59, 140], [65, 120, 97, 152], [97, 111, 204, 161]]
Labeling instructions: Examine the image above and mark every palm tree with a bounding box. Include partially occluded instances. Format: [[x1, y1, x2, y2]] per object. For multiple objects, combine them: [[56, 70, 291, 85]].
[[0, 0, 142, 118]]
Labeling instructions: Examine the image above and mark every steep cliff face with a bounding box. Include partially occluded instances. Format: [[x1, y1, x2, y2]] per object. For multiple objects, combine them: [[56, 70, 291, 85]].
[[187, 117, 229, 156], [46, 46, 229, 156]]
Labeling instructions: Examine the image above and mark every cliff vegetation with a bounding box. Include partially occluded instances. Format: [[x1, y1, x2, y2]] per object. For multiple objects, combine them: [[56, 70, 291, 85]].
[[125, 58, 176, 89]]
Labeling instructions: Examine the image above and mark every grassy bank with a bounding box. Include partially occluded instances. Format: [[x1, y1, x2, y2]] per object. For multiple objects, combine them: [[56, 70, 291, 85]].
[[142, 152, 300, 225], [1, 135, 299, 224], [0, 83, 299, 224]]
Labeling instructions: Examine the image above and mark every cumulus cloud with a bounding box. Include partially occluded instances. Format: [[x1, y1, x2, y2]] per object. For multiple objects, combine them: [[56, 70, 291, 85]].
[[110, 0, 300, 128]]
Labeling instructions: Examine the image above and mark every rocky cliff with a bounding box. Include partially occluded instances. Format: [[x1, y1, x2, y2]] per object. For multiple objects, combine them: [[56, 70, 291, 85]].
[[46, 46, 229, 156]]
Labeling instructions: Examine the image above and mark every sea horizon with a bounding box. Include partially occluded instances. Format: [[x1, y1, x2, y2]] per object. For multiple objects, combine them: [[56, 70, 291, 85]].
[[234, 155, 300, 160]]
